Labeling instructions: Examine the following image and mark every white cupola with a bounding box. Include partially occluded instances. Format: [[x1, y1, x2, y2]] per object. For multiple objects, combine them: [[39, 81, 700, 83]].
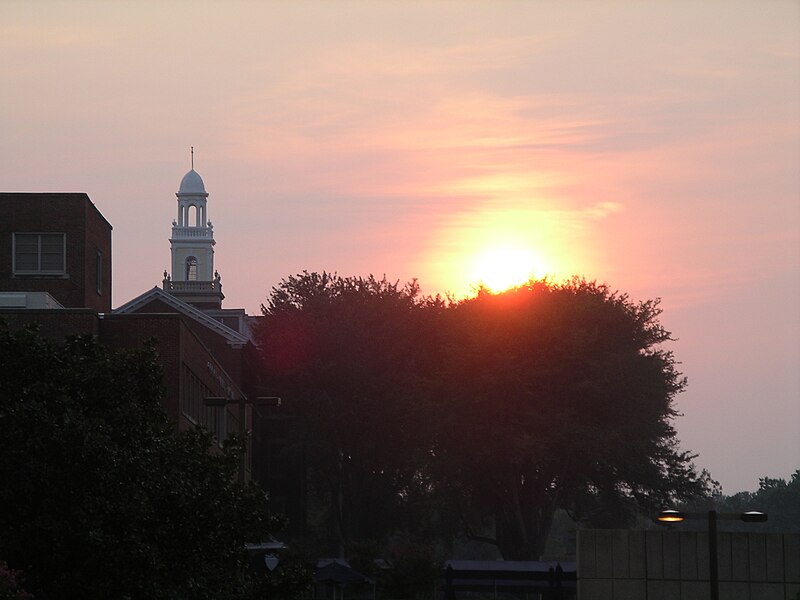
[[163, 151, 224, 309], [175, 169, 210, 229]]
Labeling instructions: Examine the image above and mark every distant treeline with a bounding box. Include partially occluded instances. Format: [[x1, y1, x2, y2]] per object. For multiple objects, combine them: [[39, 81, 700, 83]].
[[680, 471, 800, 533]]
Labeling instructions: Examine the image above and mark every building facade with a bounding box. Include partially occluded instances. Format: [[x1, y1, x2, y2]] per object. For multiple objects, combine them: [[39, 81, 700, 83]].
[[114, 165, 261, 479], [0, 192, 112, 312], [162, 167, 224, 309], [0, 169, 261, 481]]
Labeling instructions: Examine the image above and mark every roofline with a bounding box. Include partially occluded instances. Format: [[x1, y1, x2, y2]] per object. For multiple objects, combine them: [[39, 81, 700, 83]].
[[100, 311, 246, 401], [0, 192, 113, 230], [112, 287, 248, 346], [0, 308, 98, 315]]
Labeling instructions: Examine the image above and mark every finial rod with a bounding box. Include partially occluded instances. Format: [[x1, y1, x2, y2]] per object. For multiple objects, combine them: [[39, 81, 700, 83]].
[[191, 146, 194, 170]]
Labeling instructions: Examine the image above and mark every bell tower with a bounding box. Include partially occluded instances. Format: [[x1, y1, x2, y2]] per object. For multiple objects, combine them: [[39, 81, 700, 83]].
[[163, 152, 224, 309]]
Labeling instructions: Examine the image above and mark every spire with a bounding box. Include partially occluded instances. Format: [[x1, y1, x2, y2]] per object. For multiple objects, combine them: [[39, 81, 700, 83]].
[[166, 160, 223, 308]]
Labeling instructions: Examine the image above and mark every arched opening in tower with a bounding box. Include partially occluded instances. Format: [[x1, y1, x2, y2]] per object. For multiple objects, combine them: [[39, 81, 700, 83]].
[[186, 256, 198, 281]]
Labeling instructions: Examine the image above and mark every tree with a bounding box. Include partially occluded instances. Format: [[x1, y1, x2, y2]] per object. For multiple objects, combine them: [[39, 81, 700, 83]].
[[0, 562, 32, 600], [256, 273, 710, 562], [432, 279, 711, 559], [257, 272, 442, 554], [750, 470, 800, 531], [684, 469, 800, 533], [0, 323, 293, 600]]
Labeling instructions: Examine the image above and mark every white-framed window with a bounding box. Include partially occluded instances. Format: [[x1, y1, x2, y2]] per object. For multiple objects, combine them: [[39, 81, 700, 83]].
[[13, 233, 66, 275]]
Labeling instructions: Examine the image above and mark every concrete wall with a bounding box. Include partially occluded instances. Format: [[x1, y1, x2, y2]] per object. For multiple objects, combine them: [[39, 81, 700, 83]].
[[577, 529, 800, 600]]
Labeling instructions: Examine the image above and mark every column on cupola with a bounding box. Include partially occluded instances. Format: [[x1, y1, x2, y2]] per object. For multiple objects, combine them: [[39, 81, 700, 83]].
[[169, 167, 216, 283]]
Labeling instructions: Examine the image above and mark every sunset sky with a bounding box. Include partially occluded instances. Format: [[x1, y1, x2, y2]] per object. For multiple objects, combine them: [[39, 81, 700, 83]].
[[1, 1, 798, 494]]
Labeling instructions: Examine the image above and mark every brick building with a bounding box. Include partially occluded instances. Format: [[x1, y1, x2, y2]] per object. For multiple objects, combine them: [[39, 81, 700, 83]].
[[0, 192, 112, 312], [0, 172, 262, 481]]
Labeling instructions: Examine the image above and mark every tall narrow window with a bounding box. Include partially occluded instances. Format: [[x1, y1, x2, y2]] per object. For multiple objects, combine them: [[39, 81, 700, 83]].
[[186, 256, 198, 281], [95, 249, 103, 295], [13, 233, 65, 274]]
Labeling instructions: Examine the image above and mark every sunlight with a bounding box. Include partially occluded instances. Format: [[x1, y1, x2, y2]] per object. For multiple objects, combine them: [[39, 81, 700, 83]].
[[416, 205, 589, 299], [468, 244, 552, 293], [440, 172, 568, 201]]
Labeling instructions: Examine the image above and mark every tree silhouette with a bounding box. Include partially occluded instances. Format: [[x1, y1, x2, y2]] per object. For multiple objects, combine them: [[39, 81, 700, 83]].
[[258, 272, 442, 554], [433, 279, 711, 559], [257, 274, 710, 561], [0, 324, 288, 600]]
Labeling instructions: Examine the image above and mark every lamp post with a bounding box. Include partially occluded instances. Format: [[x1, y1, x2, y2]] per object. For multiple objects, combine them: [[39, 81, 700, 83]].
[[205, 395, 282, 482], [657, 509, 767, 600]]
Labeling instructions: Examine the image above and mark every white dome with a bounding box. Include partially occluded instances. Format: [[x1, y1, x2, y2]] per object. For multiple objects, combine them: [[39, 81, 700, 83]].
[[178, 169, 206, 194]]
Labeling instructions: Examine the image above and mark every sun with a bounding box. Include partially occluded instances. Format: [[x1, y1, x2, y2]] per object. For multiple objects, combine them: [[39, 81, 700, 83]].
[[468, 244, 553, 293], [416, 204, 583, 299]]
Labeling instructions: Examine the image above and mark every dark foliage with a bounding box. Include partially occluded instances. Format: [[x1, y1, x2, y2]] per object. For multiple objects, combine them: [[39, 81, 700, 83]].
[[0, 561, 32, 600], [258, 272, 446, 553], [0, 324, 296, 600], [433, 279, 711, 558], [258, 273, 710, 563], [378, 541, 442, 600], [681, 469, 800, 533]]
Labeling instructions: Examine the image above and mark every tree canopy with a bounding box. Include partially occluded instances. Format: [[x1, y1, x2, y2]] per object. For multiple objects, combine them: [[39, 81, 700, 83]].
[[258, 272, 443, 553], [432, 279, 710, 558], [257, 273, 711, 561], [0, 324, 290, 600], [684, 469, 800, 533]]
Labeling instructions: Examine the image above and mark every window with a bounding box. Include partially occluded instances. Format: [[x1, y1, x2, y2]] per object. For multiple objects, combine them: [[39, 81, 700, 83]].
[[13, 233, 65, 274], [186, 256, 198, 280], [95, 249, 103, 294]]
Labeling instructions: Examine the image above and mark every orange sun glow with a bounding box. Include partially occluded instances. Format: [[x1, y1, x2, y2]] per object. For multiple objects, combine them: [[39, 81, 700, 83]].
[[417, 203, 589, 300], [468, 244, 554, 293]]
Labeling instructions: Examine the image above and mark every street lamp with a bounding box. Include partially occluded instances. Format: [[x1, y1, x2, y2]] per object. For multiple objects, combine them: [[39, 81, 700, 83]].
[[656, 509, 684, 523], [205, 395, 282, 481], [657, 509, 767, 600], [245, 538, 287, 572]]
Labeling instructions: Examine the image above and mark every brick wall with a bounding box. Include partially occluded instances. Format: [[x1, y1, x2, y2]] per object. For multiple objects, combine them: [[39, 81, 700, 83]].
[[0, 193, 112, 312], [0, 308, 99, 338], [128, 296, 245, 388], [82, 197, 112, 311], [99, 313, 249, 476], [100, 314, 182, 423]]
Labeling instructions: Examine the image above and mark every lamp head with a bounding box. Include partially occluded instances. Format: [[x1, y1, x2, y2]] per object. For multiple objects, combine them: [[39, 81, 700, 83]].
[[740, 511, 768, 523], [657, 509, 685, 523]]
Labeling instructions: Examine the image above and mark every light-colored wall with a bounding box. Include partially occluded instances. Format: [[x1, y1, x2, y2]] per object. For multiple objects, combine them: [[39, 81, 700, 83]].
[[170, 241, 215, 282], [577, 529, 800, 600]]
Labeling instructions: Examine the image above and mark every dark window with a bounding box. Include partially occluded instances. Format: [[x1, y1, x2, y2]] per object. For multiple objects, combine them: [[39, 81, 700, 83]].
[[186, 256, 198, 280], [95, 249, 103, 294], [13, 233, 65, 274]]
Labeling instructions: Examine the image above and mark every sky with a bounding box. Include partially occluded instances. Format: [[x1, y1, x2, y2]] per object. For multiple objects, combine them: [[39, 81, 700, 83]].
[[1, 1, 798, 494]]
